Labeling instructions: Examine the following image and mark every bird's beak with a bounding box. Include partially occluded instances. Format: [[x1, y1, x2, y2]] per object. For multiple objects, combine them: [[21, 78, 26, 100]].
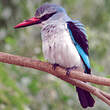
[[14, 17, 40, 29]]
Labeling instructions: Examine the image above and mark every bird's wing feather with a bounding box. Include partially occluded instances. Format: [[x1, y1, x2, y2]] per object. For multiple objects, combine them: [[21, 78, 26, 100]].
[[67, 21, 91, 74]]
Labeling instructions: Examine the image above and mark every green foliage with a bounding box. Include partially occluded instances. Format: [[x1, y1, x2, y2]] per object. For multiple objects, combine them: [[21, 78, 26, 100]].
[[0, 63, 29, 110], [91, 59, 104, 72], [28, 79, 40, 94], [5, 36, 17, 47]]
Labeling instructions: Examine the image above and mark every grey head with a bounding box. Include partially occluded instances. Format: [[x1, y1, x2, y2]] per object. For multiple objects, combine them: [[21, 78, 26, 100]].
[[14, 3, 71, 29], [35, 3, 70, 24]]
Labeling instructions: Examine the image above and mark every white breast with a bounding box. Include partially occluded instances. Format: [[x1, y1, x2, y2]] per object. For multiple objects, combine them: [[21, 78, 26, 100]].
[[41, 22, 83, 68]]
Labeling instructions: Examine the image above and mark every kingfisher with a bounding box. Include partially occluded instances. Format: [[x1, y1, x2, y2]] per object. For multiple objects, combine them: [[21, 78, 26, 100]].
[[14, 3, 95, 108]]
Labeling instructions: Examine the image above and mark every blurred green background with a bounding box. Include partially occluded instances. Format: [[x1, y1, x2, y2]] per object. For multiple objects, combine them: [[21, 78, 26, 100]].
[[0, 0, 110, 110]]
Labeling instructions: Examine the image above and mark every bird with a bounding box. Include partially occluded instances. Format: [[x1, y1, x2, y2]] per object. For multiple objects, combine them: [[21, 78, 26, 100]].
[[14, 3, 95, 108]]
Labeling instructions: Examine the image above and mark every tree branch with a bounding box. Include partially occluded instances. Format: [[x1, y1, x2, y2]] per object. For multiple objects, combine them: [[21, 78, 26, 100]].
[[0, 52, 110, 86], [0, 52, 110, 106]]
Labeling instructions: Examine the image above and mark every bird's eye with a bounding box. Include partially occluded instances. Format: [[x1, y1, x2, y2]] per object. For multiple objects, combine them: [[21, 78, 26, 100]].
[[40, 12, 56, 21], [42, 14, 50, 20]]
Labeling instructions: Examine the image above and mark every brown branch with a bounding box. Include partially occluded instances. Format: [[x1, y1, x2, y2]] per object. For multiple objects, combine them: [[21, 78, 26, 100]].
[[60, 77, 110, 106], [0, 52, 110, 86], [0, 52, 110, 106]]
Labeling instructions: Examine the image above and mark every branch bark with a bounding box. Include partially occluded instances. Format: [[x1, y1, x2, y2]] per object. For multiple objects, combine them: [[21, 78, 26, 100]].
[[0, 52, 110, 86], [0, 52, 110, 106]]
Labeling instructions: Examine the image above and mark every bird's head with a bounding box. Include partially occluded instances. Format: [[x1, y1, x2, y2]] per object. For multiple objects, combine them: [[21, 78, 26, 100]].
[[14, 3, 67, 29]]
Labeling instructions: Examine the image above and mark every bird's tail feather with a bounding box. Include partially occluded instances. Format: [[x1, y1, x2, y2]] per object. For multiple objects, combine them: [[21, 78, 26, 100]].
[[76, 87, 95, 108]]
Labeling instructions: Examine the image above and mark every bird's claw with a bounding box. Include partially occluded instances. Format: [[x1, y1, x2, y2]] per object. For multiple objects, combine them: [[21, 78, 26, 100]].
[[52, 63, 59, 70], [66, 66, 78, 76], [66, 68, 71, 76]]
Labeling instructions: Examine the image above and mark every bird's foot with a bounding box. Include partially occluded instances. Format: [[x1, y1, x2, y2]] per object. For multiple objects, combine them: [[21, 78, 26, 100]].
[[66, 66, 77, 76], [52, 63, 59, 70]]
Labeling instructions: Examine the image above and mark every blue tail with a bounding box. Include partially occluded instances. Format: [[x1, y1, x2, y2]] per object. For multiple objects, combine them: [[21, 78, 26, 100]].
[[76, 70, 95, 108], [76, 87, 95, 108]]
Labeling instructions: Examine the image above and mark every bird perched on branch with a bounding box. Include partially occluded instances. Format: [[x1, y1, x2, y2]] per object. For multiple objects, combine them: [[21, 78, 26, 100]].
[[14, 3, 95, 108]]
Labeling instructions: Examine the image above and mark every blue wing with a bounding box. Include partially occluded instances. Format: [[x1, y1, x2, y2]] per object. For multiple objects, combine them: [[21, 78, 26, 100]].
[[67, 21, 91, 74]]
